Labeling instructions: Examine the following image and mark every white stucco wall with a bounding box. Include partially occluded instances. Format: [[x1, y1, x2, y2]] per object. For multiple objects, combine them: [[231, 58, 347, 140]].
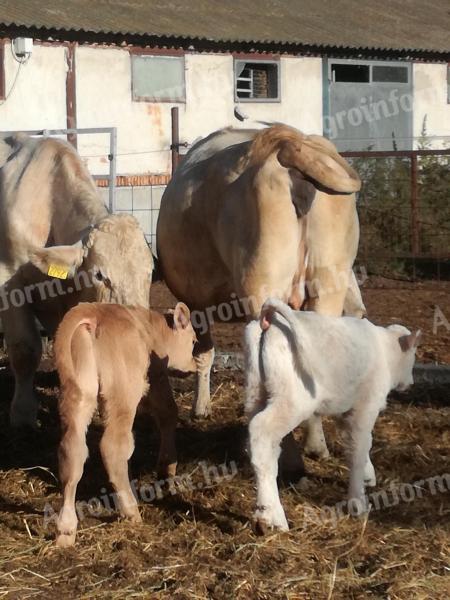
[[76, 46, 174, 175], [181, 54, 323, 141], [0, 41, 66, 131], [2, 41, 449, 174], [413, 63, 450, 148], [75, 47, 323, 175]]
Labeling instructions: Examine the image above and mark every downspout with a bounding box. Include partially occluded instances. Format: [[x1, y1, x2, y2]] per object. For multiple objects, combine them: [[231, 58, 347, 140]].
[[65, 42, 77, 148]]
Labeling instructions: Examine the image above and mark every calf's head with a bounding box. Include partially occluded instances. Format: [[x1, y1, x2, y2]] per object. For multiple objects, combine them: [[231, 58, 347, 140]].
[[388, 325, 422, 391], [30, 214, 153, 308], [165, 303, 197, 373]]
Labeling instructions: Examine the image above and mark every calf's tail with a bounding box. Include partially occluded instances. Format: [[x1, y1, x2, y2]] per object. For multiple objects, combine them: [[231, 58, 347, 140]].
[[54, 307, 98, 402], [259, 297, 315, 394], [244, 320, 265, 417]]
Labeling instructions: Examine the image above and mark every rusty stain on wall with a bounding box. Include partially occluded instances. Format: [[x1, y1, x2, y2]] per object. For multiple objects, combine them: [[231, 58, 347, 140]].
[[146, 104, 164, 140]]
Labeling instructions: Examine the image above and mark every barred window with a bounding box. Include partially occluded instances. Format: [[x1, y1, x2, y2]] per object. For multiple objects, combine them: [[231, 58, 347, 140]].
[[234, 60, 280, 102]]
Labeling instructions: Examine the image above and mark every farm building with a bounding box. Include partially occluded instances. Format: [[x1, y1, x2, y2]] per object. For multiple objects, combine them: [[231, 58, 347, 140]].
[[0, 3, 450, 598], [1, 2, 450, 179], [1, 1, 449, 257]]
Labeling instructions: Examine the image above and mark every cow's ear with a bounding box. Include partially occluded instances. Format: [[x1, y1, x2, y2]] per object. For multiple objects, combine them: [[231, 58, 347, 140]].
[[399, 329, 422, 352], [278, 136, 361, 194], [173, 302, 191, 330], [29, 242, 84, 279]]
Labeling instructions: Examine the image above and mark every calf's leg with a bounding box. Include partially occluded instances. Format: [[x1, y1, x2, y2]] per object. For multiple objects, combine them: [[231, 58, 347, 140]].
[[303, 413, 330, 459], [56, 392, 97, 547], [249, 398, 306, 532], [363, 457, 377, 488], [245, 339, 305, 483], [347, 400, 381, 515], [147, 373, 178, 478], [99, 383, 143, 523]]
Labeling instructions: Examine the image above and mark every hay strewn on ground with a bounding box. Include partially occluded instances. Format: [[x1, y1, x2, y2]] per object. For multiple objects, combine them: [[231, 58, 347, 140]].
[[0, 366, 448, 599], [0, 278, 449, 598]]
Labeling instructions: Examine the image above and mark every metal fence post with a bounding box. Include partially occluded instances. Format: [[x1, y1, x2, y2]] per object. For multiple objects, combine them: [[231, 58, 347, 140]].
[[109, 128, 117, 212], [171, 107, 180, 177], [410, 153, 420, 256]]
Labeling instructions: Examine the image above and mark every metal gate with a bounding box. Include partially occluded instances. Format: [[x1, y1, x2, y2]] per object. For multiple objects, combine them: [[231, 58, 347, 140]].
[[324, 59, 413, 151], [0, 127, 117, 210]]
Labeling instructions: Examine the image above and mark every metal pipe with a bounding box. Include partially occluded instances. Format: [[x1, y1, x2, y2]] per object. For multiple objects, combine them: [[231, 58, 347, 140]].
[[171, 106, 179, 177], [410, 153, 420, 256]]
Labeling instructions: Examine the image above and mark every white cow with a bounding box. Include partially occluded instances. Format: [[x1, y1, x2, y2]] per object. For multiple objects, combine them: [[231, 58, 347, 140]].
[[245, 298, 420, 532]]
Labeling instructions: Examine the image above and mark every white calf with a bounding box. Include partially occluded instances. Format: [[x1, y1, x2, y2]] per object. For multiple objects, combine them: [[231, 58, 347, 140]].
[[245, 298, 420, 531]]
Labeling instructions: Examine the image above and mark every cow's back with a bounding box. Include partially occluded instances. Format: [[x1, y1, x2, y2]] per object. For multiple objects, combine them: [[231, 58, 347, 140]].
[[0, 135, 107, 277], [157, 135, 255, 307]]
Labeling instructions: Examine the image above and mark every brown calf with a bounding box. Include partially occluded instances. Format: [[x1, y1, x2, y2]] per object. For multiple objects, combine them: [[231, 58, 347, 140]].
[[53, 302, 196, 547]]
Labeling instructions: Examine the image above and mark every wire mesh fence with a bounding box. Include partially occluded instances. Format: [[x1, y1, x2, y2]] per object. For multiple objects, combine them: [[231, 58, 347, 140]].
[[346, 149, 450, 279], [95, 147, 449, 280]]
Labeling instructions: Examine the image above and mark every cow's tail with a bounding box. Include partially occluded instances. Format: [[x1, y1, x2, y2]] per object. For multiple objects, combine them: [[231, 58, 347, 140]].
[[54, 307, 98, 406], [259, 297, 315, 393]]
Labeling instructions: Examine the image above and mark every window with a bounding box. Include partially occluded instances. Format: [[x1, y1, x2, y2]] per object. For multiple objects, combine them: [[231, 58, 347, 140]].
[[330, 61, 409, 84], [372, 65, 408, 83], [131, 55, 185, 102], [0, 41, 5, 100], [234, 60, 280, 101], [332, 64, 369, 83]]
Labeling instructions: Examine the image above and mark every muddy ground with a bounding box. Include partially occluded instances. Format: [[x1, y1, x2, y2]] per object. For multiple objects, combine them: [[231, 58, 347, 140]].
[[0, 278, 448, 599]]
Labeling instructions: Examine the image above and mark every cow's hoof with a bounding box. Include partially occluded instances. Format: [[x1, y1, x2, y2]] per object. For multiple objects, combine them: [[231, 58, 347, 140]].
[[129, 512, 143, 524], [253, 507, 289, 534], [303, 445, 330, 460], [279, 467, 307, 486], [191, 408, 210, 420], [56, 531, 76, 548], [9, 415, 39, 432], [254, 516, 289, 535], [254, 518, 270, 536], [157, 462, 177, 479], [121, 509, 142, 524], [347, 496, 370, 517], [364, 476, 377, 488]]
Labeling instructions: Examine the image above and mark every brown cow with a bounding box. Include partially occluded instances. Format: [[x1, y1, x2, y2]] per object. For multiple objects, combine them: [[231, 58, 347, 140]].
[[157, 124, 364, 461], [53, 301, 196, 547]]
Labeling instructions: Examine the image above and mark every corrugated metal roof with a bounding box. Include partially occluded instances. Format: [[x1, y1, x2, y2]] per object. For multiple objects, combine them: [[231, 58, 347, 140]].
[[0, 0, 449, 55]]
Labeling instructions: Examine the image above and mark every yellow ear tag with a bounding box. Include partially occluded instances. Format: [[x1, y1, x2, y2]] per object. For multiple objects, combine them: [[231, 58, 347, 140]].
[[47, 264, 69, 279]]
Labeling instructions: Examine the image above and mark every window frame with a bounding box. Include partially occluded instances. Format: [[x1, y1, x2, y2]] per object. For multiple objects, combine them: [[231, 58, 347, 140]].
[[329, 59, 411, 86], [131, 53, 186, 103], [447, 63, 450, 104], [234, 58, 281, 103], [0, 41, 5, 101]]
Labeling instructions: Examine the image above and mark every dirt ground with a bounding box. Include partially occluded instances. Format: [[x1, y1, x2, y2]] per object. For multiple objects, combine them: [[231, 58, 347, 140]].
[[151, 277, 450, 364], [0, 279, 449, 599]]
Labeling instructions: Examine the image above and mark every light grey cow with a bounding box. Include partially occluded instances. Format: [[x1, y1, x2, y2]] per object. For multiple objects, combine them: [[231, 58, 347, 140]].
[[0, 133, 153, 427]]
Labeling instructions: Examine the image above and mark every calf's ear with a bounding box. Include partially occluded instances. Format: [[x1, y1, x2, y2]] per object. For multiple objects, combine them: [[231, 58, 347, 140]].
[[173, 302, 191, 330], [399, 329, 422, 352], [29, 242, 85, 279], [260, 305, 275, 331]]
